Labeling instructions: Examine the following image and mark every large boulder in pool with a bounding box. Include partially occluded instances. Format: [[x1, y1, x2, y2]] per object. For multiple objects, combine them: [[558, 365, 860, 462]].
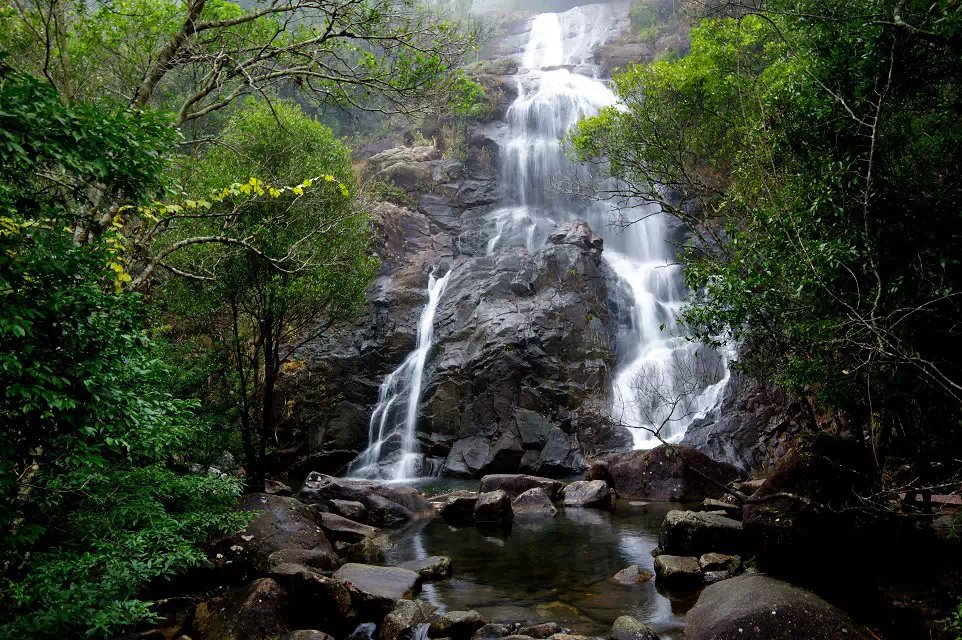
[[605, 445, 742, 501], [298, 473, 434, 527], [479, 474, 564, 501], [659, 510, 743, 556], [562, 480, 613, 509], [333, 563, 421, 614], [512, 488, 557, 517], [474, 490, 513, 525], [685, 574, 872, 640], [237, 494, 337, 570], [610, 615, 659, 640]]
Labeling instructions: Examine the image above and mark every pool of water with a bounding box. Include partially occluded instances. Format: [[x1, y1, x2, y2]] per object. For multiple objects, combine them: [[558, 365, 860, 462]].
[[384, 480, 699, 638]]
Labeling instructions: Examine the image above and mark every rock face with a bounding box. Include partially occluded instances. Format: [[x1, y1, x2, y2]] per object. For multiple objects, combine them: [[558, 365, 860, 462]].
[[474, 490, 513, 525], [685, 575, 872, 640], [605, 445, 742, 501], [479, 475, 564, 501], [562, 480, 613, 508], [682, 373, 819, 473], [237, 494, 337, 570], [658, 510, 744, 556], [511, 488, 557, 517]]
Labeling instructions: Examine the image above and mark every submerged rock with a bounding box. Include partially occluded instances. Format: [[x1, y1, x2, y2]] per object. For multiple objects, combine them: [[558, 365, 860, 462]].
[[609, 616, 659, 640], [608, 565, 653, 587], [562, 480, 613, 509], [653, 555, 702, 587], [685, 574, 872, 640], [511, 488, 558, 517], [658, 510, 743, 556], [399, 555, 453, 580], [479, 475, 564, 501], [474, 490, 513, 525], [605, 445, 742, 502]]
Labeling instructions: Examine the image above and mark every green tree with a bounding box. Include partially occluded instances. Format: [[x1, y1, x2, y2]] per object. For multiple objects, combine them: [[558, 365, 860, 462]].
[[570, 1, 962, 462], [0, 63, 248, 638], [158, 99, 377, 490]]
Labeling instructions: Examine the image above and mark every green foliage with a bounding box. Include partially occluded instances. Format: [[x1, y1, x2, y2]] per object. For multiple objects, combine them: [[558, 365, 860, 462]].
[[0, 63, 246, 639], [571, 2, 962, 448]]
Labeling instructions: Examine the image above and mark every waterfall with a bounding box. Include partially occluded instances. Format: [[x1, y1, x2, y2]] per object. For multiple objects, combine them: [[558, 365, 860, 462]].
[[348, 268, 453, 480], [488, 4, 730, 448]]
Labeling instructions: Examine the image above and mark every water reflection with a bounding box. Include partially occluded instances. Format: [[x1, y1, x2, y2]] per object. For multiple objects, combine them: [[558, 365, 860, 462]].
[[384, 499, 692, 637]]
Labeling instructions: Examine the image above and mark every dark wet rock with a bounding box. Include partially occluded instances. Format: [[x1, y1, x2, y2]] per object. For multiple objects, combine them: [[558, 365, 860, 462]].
[[594, 42, 654, 74], [517, 623, 562, 639], [298, 473, 433, 528], [585, 460, 614, 486], [436, 491, 479, 525], [191, 578, 290, 640], [333, 564, 421, 612], [345, 535, 392, 565], [265, 479, 293, 496], [659, 510, 743, 556], [605, 445, 742, 502], [471, 624, 515, 640], [237, 494, 335, 570], [686, 574, 872, 640], [474, 490, 513, 525], [284, 632, 336, 640], [399, 556, 453, 580], [317, 512, 379, 544], [653, 555, 702, 587], [330, 499, 368, 522], [703, 498, 740, 519], [511, 487, 558, 517], [608, 565, 653, 587], [609, 615, 659, 640], [429, 611, 487, 640], [380, 600, 436, 640], [479, 475, 564, 501], [267, 563, 351, 629], [682, 373, 818, 473], [562, 480, 613, 509], [267, 548, 340, 572], [742, 434, 885, 572], [699, 552, 741, 574]]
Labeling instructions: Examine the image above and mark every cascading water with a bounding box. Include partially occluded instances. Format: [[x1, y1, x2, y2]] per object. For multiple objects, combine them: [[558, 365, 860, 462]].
[[348, 268, 452, 480], [488, 3, 730, 448]]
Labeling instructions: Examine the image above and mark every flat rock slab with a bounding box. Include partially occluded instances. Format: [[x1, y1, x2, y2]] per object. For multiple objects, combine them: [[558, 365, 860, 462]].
[[318, 512, 379, 544], [686, 574, 872, 640], [479, 474, 564, 501], [333, 563, 420, 603]]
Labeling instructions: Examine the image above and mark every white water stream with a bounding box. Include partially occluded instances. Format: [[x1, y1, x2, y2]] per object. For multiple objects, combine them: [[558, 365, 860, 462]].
[[348, 269, 452, 480]]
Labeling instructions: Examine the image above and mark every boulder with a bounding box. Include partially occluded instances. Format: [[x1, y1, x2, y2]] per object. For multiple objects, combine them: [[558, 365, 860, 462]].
[[317, 512, 380, 544], [474, 490, 513, 525], [237, 494, 336, 570], [471, 624, 515, 640], [399, 556, 453, 580], [585, 460, 614, 486], [345, 534, 392, 564], [298, 473, 434, 528], [429, 611, 487, 640], [653, 555, 702, 587], [267, 548, 340, 572], [511, 488, 558, 517], [333, 564, 421, 611], [605, 445, 742, 501], [699, 553, 741, 574], [703, 498, 740, 519], [380, 599, 435, 640], [191, 578, 289, 640], [562, 480, 613, 509], [685, 574, 872, 640], [267, 563, 351, 628], [436, 491, 479, 525], [331, 500, 368, 522], [609, 616, 659, 640], [608, 565, 653, 587], [479, 475, 564, 501], [284, 633, 336, 640], [265, 479, 293, 496], [658, 510, 743, 556], [517, 623, 561, 639]]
